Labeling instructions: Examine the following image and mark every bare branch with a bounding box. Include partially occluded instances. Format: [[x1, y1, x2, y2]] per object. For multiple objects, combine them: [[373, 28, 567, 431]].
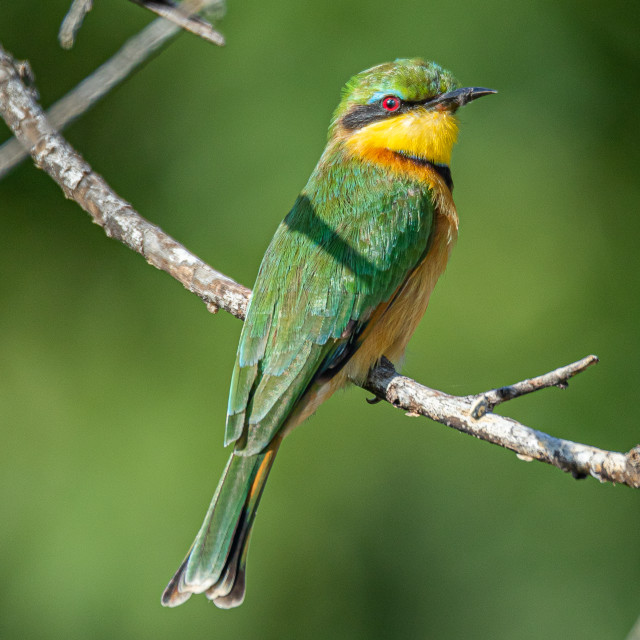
[[1, 44, 638, 489], [0, 44, 248, 318], [59, 0, 94, 49], [129, 0, 225, 46], [0, 19, 178, 178], [365, 357, 640, 488], [0, 0, 224, 179], [469, 354, 599, 419]]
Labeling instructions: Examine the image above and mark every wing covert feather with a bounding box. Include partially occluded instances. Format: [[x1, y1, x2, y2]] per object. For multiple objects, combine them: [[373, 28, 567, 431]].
[[225, 159, 435, 455]]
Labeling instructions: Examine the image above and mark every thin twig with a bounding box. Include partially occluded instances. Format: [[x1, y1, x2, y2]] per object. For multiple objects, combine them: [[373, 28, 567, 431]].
[[59, 0, 94, 49], [1, 44, 638, 489], [129, 0, 225, 46], [0, 19, 178, 178], [0, 0, 224, 179], [469, 354, 600, 418]]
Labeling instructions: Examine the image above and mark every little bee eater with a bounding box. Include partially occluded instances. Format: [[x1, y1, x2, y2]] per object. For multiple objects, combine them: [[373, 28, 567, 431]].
[[162, 58, 494, 608]]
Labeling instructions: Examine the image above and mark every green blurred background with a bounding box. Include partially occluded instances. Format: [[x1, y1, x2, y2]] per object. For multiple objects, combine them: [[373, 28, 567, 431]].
[[1, 1, 638, 638]]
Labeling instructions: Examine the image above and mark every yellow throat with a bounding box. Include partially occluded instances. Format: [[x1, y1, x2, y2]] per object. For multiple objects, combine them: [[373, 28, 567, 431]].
[[345, 107, 459, 166]]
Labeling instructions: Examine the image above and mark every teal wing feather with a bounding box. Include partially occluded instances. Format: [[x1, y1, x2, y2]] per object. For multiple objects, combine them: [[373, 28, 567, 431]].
[[226, 158, 435, 456]]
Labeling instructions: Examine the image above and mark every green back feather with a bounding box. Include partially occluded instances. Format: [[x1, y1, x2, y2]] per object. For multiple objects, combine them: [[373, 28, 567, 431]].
[[226, 143, 435, 455]]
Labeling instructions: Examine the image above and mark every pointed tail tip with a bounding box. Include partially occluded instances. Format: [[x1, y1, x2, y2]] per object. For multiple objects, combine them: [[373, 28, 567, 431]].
[[160, 449, 278, 610], [160, 566, 193, 608], [206, 565, 247, 609], [210, 591, 246, 609], [160, 572, 246, 610], [160, 555, 195, 608], [161, 586, 193, 608], [159, 543, 247, 609]]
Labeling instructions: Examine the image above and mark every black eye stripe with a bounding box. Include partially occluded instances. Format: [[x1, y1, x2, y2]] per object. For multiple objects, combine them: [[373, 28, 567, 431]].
[[341, 97, 434, 131]]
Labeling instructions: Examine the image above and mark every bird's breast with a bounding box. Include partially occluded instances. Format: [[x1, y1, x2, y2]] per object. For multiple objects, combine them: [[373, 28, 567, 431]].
[[344, 168, 458, 384], [279, 166, 457, 436]]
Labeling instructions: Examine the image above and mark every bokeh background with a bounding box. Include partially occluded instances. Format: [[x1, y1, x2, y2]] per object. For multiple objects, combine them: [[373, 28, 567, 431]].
[[1, 1, 638, 638]]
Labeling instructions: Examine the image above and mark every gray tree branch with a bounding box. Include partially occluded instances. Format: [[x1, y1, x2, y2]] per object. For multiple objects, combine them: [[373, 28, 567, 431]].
[[0, 0, 224, 179], [1, 44, 638, 489], [59, 0, 94, 49], [128, 0, 225, 45]]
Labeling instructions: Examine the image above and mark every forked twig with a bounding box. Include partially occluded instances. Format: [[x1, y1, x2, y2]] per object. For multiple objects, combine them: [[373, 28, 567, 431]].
[[469, 354, 599, 419], [365, 357, 639, 486]]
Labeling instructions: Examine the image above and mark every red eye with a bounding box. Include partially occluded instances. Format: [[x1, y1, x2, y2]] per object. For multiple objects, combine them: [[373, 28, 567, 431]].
[[382, 96, 401, 112]]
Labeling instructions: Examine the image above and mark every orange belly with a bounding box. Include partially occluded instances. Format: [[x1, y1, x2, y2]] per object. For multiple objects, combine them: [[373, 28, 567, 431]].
[[344, 184, 458, 384]]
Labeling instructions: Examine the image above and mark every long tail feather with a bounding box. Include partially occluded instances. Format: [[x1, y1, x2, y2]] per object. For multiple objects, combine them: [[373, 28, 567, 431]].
[[161, 445, 279, 608]]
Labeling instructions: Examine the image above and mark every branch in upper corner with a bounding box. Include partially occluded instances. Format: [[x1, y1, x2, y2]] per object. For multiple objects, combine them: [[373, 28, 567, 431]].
[[0, 0, 225, 179], [1, 21, 178, 178], [59, 0, 94, 49], [0, 44, 638, 489], [128, 0, 225, 46], [0, 43, 248, 319]]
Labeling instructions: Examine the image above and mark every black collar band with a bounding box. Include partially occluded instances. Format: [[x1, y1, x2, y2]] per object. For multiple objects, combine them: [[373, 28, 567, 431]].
[[394, 153, 453, 192]]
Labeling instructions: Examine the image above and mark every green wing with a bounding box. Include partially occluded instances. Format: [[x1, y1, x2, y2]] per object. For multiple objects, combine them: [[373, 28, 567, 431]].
[[226, 163, 435, 456]]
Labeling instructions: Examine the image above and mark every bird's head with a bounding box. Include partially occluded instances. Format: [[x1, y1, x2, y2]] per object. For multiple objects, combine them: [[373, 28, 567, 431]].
[[330, 58, 495, 168]]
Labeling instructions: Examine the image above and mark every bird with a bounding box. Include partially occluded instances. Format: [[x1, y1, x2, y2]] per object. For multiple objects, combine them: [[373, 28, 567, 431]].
[[161, 58, 495, 609]]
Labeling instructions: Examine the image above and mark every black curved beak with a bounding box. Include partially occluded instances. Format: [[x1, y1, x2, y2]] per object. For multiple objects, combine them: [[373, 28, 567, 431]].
[[426, 87, 497, 112]]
